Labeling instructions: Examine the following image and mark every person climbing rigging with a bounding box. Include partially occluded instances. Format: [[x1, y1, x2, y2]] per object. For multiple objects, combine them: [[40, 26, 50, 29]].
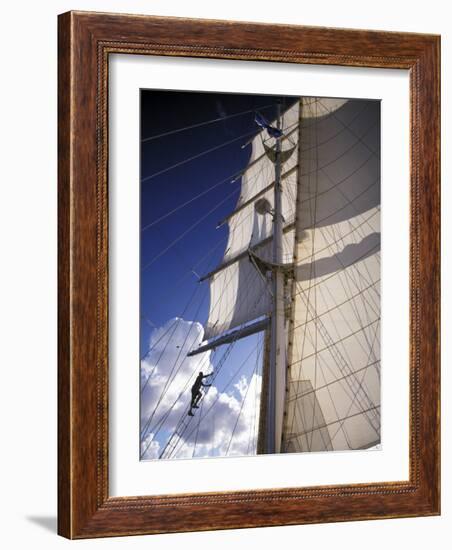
[[188, 371, 211, 416]]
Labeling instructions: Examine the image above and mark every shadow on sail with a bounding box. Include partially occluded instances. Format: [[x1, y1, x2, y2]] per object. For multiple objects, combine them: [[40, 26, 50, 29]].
[[295, 232, 380, 282]]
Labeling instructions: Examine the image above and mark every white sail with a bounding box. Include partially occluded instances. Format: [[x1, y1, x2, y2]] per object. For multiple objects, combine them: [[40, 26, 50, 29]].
[[282, 98, 381, 452], [204, 98, 349, 341], [204, 103, 299, 340], [204, 96, 380, 453]]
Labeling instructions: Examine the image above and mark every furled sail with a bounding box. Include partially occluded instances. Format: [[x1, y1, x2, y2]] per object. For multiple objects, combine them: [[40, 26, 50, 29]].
[[282, 98, 381, 452]]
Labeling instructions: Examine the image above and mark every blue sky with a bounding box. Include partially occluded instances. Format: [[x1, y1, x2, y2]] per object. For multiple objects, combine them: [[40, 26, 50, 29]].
[[140, 90, 296, 341], [139, 89, 297, 459]]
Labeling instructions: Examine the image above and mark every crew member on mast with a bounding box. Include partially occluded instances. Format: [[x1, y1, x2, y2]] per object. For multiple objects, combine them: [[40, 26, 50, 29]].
[[188, 372, 211, 416]]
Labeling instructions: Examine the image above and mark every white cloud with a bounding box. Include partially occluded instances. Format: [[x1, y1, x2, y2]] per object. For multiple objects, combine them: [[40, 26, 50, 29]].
[[140, 317, 262, 460], [140, 433, 160, 460]]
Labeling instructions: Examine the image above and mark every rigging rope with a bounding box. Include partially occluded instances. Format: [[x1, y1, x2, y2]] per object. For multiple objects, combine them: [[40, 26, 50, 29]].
[[140, 236, 228, 348], [140, 282, 201, 389], [141, 171, 242, 232], [141, 184, 239, 271], [158, 342, 236, 459], [140, 238, 232, 442], [141, 351, 214, 459], [165, 281, 267, 459], [225, 346, 261, 455], [142, 227, 262, 438], [141, 103, 276, 143], [161, 267, 266, 458], [316, 98, 380, 159], [141, 151, 269, 233], [140, 286, 210, 441], [170, 338, 260, 458], [164, 338, 251, 459], [192, 390, 206, 458], [141, 128, 259, 184], [140, 236, 248, 443]]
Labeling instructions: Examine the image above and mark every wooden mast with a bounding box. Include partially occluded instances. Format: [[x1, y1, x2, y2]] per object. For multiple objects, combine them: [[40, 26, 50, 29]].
[[256, 328, 271, 454], [265, 102, 286, 454], [281, 97, 303, 452]]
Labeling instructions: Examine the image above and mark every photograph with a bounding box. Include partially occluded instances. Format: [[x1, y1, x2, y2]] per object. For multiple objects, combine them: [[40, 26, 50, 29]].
[[139, 90, 381, 461]]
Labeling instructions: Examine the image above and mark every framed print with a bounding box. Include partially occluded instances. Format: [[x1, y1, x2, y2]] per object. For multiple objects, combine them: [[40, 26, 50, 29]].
[[58, 11, 440, 538]]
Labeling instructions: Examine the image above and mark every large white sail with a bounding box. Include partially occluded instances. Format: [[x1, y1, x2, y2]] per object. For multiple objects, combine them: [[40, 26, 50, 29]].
[[282, 98, 381, 452], [202, 96, 380, 453], [204, 99, 349, 341]]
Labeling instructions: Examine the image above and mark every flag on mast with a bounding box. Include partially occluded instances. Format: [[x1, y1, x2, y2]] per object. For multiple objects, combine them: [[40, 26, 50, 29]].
[[254, 111, 284, 138]]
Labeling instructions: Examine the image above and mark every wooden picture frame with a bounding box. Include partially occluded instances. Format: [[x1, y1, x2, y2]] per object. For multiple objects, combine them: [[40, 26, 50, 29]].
[[58, 10, 440, 538]]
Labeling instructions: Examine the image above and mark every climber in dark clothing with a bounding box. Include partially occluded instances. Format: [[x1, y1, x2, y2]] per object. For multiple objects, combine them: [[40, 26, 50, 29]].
[[188, 371, 211, 416]]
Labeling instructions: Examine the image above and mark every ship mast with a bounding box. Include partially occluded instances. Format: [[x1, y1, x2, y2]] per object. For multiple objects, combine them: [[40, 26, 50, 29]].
[[266, 102, 286, 454]]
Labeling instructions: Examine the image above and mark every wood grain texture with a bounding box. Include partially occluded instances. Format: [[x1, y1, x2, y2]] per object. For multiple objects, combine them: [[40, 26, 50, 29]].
[[57, 10, 440, 539], [57, 10, 72, 538]]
